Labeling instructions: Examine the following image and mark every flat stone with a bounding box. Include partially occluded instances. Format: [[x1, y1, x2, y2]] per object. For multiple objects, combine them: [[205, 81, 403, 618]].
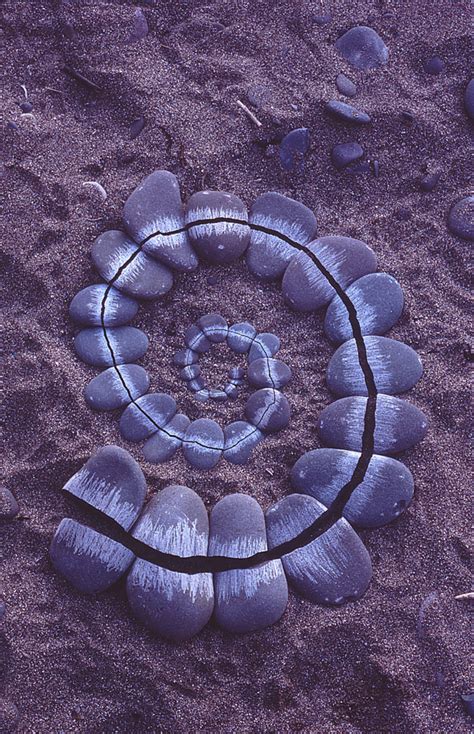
[[327, 336, 423, 397], [188, 376, 206, 393], [331, 142, 364, 170], [336, 73, 357, 97], [179, 364, 201, 381], [183, 418, 224, 470], [447, 195, 474, 241], [245, 388, 290, 433], [266, 494, 372, 604], [84, 364, 150, 410], [119, 393, 177, 442], [197, 313, 228, 342], [0, 487, 19, 521], [142, 413, 190, 463], [229, 366, 245, 380], [464, 79, 474, 120], [185, 191, 250, 264], [209, 494, 288, 633], [184, 324, 211, 353], [248, 332, 280, 362], [227, 322, 257, 353], [317, 395, 428, 455], [64, 445, 146, 529], [335, 26, 388, 70], [74, 326, 148, 367], [92, 230, 173, 300], [69, 284, 139, 326], [223, 421, 263, 465], [424, 56, 445, 75], [123, 170, 198, 271], [325, 100, 371, 124], [282, 235, 377, 312], [126, 486, 214, 641], [248, 357, 292, 389], [195, 389, 211, 402], [324, 273, 404, 344], [173, 348, 199, 367], [291, 448, 414, 527], [246, 192, 317, 280], [50, 518, 135, 593], [279, 128, 310, 171]]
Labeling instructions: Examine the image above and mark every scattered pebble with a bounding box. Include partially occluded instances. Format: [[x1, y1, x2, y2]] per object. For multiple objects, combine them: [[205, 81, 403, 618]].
[[460, 693, 474, 718], [279, 128, 310, 171], [464, 79, 474, 120], [423, 56, 445, 75], [0, 487, 19, 521], [130, 115, 145, 140], [6, 122, 18, 131], [419, 172, 441, 192], [336, 73, 357, 97], [331, 142, 364, 169], [371, 159, 380, 177], [447, 195, 474, 241], [128, 8, 149, 43], [335, 26, 388, 70], [401, 110, 415, 124], [19, 101, 33, 113], [325, 100, 371, 124]]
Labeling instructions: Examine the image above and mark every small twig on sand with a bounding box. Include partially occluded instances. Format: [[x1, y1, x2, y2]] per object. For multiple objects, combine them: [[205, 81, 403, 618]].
[[63, 66, 102, 93], [45, 87, 64, 95], [237, 99, 262, 127], [20, 84, 28, 99], [454, 592, 474, 601]]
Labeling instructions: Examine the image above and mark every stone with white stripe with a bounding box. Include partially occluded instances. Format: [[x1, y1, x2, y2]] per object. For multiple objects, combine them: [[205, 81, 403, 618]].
[[317, 395, 428, 455], [185, 191, 250, 264], [282, 235, 377, 312], [248, 358, 292, 389], [183, 418, 224, 470], [74, 326, 148, 367], [246, 192, 317, 280], [126, 486, 214, 641], [196, 313, 228, 343], [123, 170, 198, 271], [248, 333, 280, 362], [291, 448, 414, 527], [326, 336, 423, 396], [227, 322, 257, 353], [209, 494, 288, 633], [324, 273, 404, 344], [223, 421, 263, 465], [179, 364, 201, 381], [266, 494, 372, 604], [245, 388, 290, 433], [173, 348, 199, 367], [69, 284, 139, 327], [92, 230, 173, 300], [84, 364, 150, 410], [119, 393, 177, 442], [142, 413, 190, 463], [184, 324, 211, 353]]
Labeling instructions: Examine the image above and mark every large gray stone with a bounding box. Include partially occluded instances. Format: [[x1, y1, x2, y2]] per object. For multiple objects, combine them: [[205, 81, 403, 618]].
[[69, 284, 139, 326], [74, 326, 148, 367], [119, 393, 177, 442], [183, 418, 224, 470], [223, 421, 263, 465], [185, 190, 250, 264], [248, 333, 280, 362], [335, 26, 389, 70], [248, 358, 292, 389], [197, 313, 228, 343], [142, 413, 190, 463], [245, 388, 291, 433], [227, 322, 257, 353], [84, 364, 150, 410]]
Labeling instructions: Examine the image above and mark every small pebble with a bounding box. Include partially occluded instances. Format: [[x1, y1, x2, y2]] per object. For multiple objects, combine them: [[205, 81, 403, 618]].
[[246, 84, 271, 108], [401, 110, 415, 124], [19, 101, 33, 113], [423, 56, 445, 75], [335, 26, 388, 70], [419, 172, 441, 192], [188, 376, 206, 393], [7, 122, 18, 131], [325, 100, 371, 124], [184, 324, 211, 353], [395, 207, 411, 221], [119, 393, 177, 442], [447, 195, 474, 241], [84, 364, 150, 411], [0, 600, 5, 620], [183, 418, 224, 470], [464, 79, 474, 120], [224, 383, 240, 400], [331, 142, 364, 170], [279, 128, 310, 171], [197, 313, 228, 342], [229, 366, 245, 380], [245, 388, 290, 433], [0, 487, 19, 521], [195, 389, 211, 402], [74, 326, 148, 367], [336, 73, 357, 97], [346, 161, 371, 175], [127, 8, 149, 43], [460, 693, 474, 718], [209, 389, 228, 401], [186, 191, 250, 264], [179, 364, 201, 381], [143, 414, 190, 463]]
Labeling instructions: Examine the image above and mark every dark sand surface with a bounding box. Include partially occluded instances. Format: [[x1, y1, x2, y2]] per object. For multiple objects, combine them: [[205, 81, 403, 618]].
[[1, 1, 472, 732]]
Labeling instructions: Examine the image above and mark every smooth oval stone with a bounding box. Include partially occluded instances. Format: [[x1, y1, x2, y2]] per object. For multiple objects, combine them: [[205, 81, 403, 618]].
[[209, 389, 227, 401], [317, 395, 428, 455], [324, 272, 404, 344], [227, 322, 257, 353], [246, 192, 318, 280], [282, 235, 377, 312], [184, 324, 211, 353], [245, 388, 290, 433], [197, 313, 228, 342], [248, 358, 292, 389], [143, 413, 190, 463], [223, 421, 263, 465], [183, 418, 224, 470], [464, 79, 474, 120], [64, 445, 146, 529], [325, 100, 371, 124], [291, 448, 414, 528], [279, 127, 310, 171], [50, 518, 134, 593], [69, 284, 139, 327], [336, 73, 357, 97], [84, 364, 150, 410], [335, 26, 388, 70], [185, 190, 250, 264], [266, 494, 372, 604], [331, 142, 364, 170], [327, 336, 423, 397], [224, 383, 239, 399], [119, 393, 177, 442], [419, 172, 441, 192], [447, 195, 474, 241], [74, 326, 148, 367], [126, 486, 214, 641], [188, 376, 206, 393], [209, 494, 288, 633], [248, 332, 280, 362], [92, 230, 173, 300], [424, 56, 445, 75], [123, 170, 198, 272], [0, 487, 19, 521], [229, 366, 245, 380], [173, 348, 198, 366], [179, 364, 201, 381], [195, 389, 211, 402]]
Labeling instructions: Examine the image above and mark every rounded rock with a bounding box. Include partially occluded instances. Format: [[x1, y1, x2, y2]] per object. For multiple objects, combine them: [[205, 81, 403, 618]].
[[331, 142, 364, 170], [224, 383, 240, 400], [197, 313, 228, 343], [423, 56, 445, 75], [74, 326, 148, 367], [325, 100, 371, 124], [229, 366, 245, 380], [223, 421, 263, 465], [119, 393, 177, 442], [279, 128, 310, 171], [69, 284, 139, 327], [188, 376, 206, 393], [183, 418, 224, 470], [447, 196, 474, 241], [336, 73, 357, 97], [245, 388, 290, 433], [179, 364, 201, 381], [173, 348, 199, 367], [419, 172, 441, 192], [335, 26, 388, 70], [184, 324, 211, 353], [185, 190, 250, 264], [227, 322, 257, 353], [464, 79, 474, 120], [143, 413, 190, 463], [84, 364, 150, 410], [248, 358, 292, 389], [248, 332, 280, 362], [0, 487, 19, 521]]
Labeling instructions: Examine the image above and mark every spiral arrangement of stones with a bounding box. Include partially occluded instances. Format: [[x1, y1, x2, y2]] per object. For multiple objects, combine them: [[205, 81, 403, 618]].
[[53, 169, 428, 640]]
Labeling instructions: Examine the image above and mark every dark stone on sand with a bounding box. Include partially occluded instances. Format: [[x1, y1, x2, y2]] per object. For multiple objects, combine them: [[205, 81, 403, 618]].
[[464, 79, 474, 120], [279, 128, 310, 171], [248, 332, 280, 362], [126, 486, 214, 641], [248, 358, 292, 389], [245, 388, 290, 433], [184, 324, 211, 353], [186, 191, 250, 264], [395, 207, 411, 221], [331, 142, 364, 169], [460, 693, 474, 718], [20, 101, 33, 113], [447, 196, 474, 241], [0, 487, 19, 521], [326, 100, 371, 124], [197, 313, 228, 342], [401, 110, 415, 124], [179, 364, 201, 381], [74, 326, 148, 367], [223, 421, 263, 465], [183, 418, 224, 470], [291, 448, 414, 527], [266, 494, 372, 604], [324, 272, 404, 344], [69, 284, 139, 326], [0, 600, 5, 620], [188, 376, 206, 393], [84, 364, 150, 410], [335, 26, 388, 71], [336, 73, 357, 97], [317, 395, 428, 455], [423, 56, 445, 75], [143, 413, 190, 463], [229, 366, 245, 380], [128, 8, 149, 43], [173, 348, 198, 367], [282, 235, 377, 312], [420, 172, 441, 192], [346, 161, 371, 175], [227, 322, 257, 353], [224, 383, 240, 399], [209, 494, 288, 633], [246, 191, 317, 280], [119, 393, 177, 442]]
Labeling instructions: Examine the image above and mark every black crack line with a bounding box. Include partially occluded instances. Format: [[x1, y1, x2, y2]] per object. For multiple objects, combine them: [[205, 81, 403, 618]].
[[84, 216, 377, 573]]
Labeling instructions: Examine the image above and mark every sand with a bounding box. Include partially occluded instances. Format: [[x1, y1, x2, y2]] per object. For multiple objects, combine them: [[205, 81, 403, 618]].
[[1, 0, 472, 732]]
